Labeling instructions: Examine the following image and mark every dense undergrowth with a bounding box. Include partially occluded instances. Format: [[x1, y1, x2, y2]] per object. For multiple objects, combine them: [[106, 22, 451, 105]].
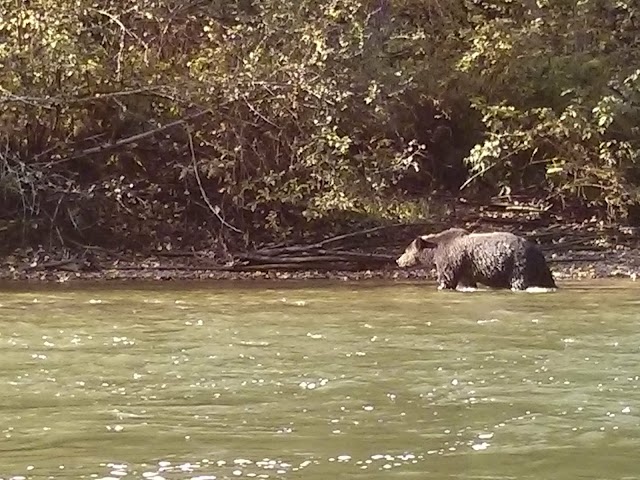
[[1, 0, 640, 253]]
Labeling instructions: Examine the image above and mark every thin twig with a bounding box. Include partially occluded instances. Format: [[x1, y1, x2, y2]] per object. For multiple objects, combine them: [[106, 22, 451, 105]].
[[91, 8, 150, 69], [242, 94, 280, 129], [256, 222, 432, 255], [186, 127, 243, 234], [460, 151, 517, 191]]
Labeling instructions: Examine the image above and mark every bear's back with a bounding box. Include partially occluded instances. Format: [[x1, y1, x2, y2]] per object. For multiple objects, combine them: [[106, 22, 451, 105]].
[[437, 232, 524, 287]]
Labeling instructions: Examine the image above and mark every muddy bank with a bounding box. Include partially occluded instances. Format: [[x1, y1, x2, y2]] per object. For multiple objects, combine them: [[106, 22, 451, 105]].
[[0, 246, 638, 284], [2, 213, 640, 284]]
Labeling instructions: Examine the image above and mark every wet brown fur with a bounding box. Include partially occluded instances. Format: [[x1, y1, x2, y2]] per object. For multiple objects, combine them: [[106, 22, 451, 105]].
[[397, 228, 557, 290]]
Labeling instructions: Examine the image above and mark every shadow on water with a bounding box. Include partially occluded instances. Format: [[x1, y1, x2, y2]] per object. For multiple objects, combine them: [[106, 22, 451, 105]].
[[0, 279, 639, 479]]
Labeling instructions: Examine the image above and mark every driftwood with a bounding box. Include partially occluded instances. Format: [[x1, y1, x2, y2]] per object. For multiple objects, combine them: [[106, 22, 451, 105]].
[[234, 250, 397, 270], [22, 257, 99, 272], [108, 265, 233, 271], [230, 218, 632, 271], [231, 224, 420, 270]]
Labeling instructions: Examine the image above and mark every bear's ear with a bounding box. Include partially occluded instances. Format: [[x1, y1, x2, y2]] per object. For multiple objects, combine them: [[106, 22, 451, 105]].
[[418, 235, 438, 248]]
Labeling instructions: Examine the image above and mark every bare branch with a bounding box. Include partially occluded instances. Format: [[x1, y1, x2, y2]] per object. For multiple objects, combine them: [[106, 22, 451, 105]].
[[187, 127, 243, 234], [50, 110, 209, 164]]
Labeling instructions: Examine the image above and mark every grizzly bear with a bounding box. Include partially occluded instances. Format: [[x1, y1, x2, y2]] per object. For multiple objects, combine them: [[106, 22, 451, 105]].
[[396, 228, 557, 290]]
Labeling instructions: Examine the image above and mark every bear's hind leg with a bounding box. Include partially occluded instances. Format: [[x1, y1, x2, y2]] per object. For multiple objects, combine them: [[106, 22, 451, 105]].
[[509, 262, 527, 291]]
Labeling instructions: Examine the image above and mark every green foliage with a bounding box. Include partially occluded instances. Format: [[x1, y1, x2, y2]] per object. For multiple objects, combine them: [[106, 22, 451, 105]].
[[1, 0, 640, 250], [457, 0, 640, 215]]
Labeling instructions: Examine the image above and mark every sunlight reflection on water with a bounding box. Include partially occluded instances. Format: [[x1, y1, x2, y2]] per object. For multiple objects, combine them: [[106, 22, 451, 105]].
[[0, 280, 639, 479]]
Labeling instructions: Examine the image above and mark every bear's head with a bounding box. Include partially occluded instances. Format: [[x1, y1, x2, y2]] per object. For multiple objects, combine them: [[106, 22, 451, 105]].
[[396, 228, 470, 268]]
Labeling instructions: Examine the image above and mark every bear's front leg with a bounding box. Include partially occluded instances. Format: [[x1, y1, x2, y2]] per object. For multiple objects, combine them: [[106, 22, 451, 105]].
[[436, 268, 458, 290], [458, 275, 477, 289]]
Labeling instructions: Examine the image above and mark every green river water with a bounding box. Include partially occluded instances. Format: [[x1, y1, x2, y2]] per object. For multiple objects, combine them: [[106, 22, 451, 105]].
[[0, 280, 639, 480]]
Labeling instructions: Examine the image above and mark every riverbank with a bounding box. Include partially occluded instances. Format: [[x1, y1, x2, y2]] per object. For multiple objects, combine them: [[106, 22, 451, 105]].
[[2, 212, 640, 284], [0, 245, 637, 283]]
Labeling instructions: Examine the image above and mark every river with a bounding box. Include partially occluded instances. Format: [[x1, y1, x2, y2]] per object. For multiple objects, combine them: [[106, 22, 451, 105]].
[[0, 280, 638, 479]]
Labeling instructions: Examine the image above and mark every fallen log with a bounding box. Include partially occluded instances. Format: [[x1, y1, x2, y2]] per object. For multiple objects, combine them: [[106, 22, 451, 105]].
[[238, 254, 365, 264], [230, 262, 359, 271], [236, 251, 395, 265]]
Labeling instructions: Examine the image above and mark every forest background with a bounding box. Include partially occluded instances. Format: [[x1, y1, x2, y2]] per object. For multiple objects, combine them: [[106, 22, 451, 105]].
[[1, 0, 640, 267]]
